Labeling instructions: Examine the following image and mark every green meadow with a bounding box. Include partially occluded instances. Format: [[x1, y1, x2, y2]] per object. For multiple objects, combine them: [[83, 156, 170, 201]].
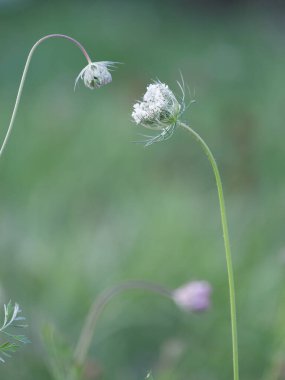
[[0, 1, 285, 379]]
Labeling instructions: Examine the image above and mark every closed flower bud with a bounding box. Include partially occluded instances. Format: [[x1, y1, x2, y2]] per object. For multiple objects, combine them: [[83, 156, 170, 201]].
[[75, 61, 116, 90], [172, 281, 212, 312]]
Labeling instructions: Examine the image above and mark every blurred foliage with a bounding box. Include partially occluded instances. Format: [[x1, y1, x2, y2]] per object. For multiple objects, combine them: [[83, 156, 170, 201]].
[[0, 301, 30, 363], [0, 1, 285, 380]]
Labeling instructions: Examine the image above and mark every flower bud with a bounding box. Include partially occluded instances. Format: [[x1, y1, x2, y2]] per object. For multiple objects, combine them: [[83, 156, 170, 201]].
[[75, 61, 115, 90], [172, 281, 212, 312]]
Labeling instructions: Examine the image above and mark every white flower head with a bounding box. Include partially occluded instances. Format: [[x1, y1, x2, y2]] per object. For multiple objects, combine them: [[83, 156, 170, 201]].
[[132, 80, 188, 147], [132, 82, 181, 127], [75, 61, 116, 90]]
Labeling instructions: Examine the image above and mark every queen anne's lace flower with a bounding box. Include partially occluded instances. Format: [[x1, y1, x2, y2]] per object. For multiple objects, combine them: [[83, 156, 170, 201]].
[[75, 61, 116, 90], [132, 82, 181, 126], [132, 81, 186, 146]]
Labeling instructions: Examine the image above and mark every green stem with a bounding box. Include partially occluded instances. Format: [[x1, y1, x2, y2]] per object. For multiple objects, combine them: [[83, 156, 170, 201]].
[[0, 34, 91, 159], [178, 121, 239, 380], [73, 280, 172, 367]]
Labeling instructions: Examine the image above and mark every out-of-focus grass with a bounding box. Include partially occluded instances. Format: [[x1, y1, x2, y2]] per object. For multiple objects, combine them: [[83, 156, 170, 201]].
[[0, 1, 285, 379]]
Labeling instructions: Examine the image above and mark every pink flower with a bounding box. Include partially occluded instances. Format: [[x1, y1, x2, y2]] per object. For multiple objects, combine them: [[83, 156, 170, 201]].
[[172, 281, 212, 312]]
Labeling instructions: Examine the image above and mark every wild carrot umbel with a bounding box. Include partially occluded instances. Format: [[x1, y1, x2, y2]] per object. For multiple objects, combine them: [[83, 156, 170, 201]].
[[132, 81, 239, 380], [0, 34, 117, 159], [73, 280, 211, 367]]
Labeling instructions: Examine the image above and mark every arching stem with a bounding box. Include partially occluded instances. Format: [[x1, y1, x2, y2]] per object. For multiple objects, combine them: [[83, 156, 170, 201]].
[[73, 280, 172, 367], [178, 121, 239, 380], [0, 34, 92, 159]]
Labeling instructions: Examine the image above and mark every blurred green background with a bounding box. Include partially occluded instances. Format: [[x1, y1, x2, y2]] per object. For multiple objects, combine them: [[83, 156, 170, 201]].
[[0, 0, 285, 379]]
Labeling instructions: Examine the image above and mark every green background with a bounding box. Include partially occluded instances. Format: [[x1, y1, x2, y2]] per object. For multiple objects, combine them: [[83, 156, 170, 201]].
[[0, 1, 285, 379]]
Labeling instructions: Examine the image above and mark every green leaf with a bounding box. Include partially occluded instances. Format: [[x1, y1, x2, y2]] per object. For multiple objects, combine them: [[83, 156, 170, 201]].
[[7, 334, 31, 344], [0, 341, 19, 353], [0, 301, 29, 364], [146, 371, 154, 380], [42, 324, 79, 380]]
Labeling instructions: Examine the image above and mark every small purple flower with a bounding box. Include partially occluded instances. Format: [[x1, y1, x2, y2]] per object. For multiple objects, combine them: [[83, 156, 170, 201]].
[[172, 281, 212, 312]]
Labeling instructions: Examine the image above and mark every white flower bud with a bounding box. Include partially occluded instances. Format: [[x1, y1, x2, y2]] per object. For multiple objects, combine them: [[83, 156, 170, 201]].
[[75, 61, 116, 90]]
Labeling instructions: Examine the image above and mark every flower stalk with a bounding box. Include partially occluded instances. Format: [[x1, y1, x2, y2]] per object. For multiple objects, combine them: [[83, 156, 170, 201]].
[[73, 281, 172, 366], [73, 279, 211, 367], [132, 82, 239, 380], [0, 34, 115, 159], [178, 121, 239, 380]]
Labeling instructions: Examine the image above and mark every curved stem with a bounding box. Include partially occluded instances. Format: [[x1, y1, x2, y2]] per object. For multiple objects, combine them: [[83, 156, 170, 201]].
[[0, 34, 92, 159], [73, 280, 172, 366], [178, 121, 239, 380]]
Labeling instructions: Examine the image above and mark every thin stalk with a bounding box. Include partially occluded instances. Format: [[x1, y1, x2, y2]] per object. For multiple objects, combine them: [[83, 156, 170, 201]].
[[0, 34, 92, 159], [73, 280, 172, 366], [178, 121, 239, 380]]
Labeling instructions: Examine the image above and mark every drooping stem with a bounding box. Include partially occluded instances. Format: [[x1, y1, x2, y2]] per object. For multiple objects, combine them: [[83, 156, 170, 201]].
[[178, 121, 239, 380], [73, 280, 172, 366], [0, 34, 92, 159]]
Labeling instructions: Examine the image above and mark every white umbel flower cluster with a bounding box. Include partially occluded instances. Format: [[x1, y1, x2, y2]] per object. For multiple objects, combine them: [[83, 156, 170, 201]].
[[75, 61, 116, 90], [132, 82, 181, 127]]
